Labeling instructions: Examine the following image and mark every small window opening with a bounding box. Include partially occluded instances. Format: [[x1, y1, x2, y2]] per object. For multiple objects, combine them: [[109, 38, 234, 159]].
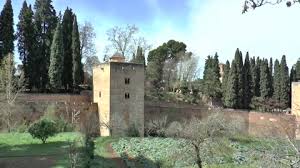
[[125, 93, 130, 99], [125, 78, 130, 84], [99, 91, 101, 97]]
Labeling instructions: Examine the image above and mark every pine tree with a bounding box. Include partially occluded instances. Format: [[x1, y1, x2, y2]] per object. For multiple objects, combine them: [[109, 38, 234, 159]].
[[280, 55, 290, 108], [17, 2, 35, 89], [49, 21, 64, 91], [273, 59, 281, 102], [72, 15, 83, 89], [243, 52, 252, 109], [62, 8, 74, 90], [224, 60, 238, 108], [34, 0, 57, 90], [260, 59, 271, 99], [0, 0, 14, 60]]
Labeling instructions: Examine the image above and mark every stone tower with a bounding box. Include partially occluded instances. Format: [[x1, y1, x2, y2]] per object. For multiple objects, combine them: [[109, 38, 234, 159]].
[[93, 53, 144, 136]]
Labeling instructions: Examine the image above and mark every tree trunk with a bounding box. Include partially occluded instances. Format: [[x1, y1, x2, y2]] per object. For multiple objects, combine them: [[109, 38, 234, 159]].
[[193, 143, 202, 168]]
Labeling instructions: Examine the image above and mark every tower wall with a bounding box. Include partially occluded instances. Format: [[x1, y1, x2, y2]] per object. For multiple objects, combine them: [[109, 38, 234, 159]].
[[93, 62, 144, 136]]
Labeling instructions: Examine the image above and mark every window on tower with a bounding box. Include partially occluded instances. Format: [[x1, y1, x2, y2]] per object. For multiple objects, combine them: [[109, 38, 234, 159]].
[[125, 78, 130, 84], [125, 93, 130, 99]]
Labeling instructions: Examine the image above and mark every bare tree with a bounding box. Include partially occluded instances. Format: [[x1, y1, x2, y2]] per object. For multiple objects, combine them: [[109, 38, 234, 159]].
[[168, 112, 239, 168], [243, 0, 299, 13], [0, 53, 26, 132], [105, 24, 151, 60], [79, 21, 97, 60]]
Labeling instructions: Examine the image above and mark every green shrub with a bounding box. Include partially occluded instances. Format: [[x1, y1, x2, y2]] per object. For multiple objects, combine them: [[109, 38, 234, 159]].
[[127, 124, 140, 137], [55, 117, 74, 132], [28, 119, 57, 144], [82, 136, 95, 168]]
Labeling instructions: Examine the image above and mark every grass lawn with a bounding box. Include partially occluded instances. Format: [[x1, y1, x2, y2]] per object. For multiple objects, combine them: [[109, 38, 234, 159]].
[[0, 132, 82, 168]]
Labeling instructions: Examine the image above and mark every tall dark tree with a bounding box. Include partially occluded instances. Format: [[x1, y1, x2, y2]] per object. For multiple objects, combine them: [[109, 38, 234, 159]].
[[222, 60, 230, 102], [62, 8, 74, 90], [49, 20, 64, 91], [224, 60, 238, 108], [17, 2, 35, 89], [234, 48, 244, 108], [72, 15, 84, 89], [294, 59, 300, 81], [131, 46, 145, 65], [243, 52, 252, 109], [280, 55, 290, 108], [34, 0, 57, 90], [269, 58, 274, 97], [273, 59, 281, 102], [0, 0, 14, 60], [254, 57, 261, 97], [250, 57, 257, 98], [202, 53, 221, 99], [290, 66, 297, 82], [260, 59, 271, 99]]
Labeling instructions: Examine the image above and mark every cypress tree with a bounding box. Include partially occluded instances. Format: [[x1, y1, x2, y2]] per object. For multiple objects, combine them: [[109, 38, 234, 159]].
[[254, 57, 261, 97], [0, 0, 14, 60], [291, 66, 297, 82], [49, 21, 64, 91], [273, 59, 281, 102], [280, 55, 290, 108], [132, 46, 145, 65], [202, 54, 221, 98], [243, 52, 252, 109], [62, 7, 74, 90], [295, 59, 300, 81], [269, 58, 274, 97], [72, 15, 84, 89], [17, 2, 35, 89], [250, 56, 257, 98], [224, 60, 238, 108], [234, 48, 244, 108], [34, 0, 57, 90], [222, 60, 230, 102], [260, 59, 271, 99]]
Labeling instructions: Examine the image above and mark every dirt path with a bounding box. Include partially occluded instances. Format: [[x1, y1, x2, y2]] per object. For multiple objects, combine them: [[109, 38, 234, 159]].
[[106, 144, 127, 168], [0, 156, 56, 168]]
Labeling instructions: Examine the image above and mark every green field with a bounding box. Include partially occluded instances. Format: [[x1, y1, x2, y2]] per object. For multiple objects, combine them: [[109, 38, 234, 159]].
[[0, 133, 298, 168]]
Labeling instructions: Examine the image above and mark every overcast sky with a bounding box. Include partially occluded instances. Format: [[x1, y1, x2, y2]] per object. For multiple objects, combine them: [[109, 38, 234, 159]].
[[1, 0, 300, 70]]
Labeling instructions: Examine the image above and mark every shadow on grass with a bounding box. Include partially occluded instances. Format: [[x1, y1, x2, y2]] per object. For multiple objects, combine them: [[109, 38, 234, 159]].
[[0, 142, 71, 157]]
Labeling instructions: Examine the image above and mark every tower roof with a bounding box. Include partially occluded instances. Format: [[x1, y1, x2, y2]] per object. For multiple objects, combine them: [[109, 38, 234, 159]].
[[110, 53, 125, 62]]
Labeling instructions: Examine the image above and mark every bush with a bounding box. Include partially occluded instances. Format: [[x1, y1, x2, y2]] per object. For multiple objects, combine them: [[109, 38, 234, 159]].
[[28, 119, 57, 144], [82, 136, 95, 168], [145, 116, 168, 137], [55, 117, 74, 132], [127, 124, 140, 137]]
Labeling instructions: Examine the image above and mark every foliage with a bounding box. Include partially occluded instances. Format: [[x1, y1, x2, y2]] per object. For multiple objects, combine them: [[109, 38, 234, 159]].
[[62, 7, 74, 91], [145, 116, 168, 137], [0, 0, 14, 60], [34, 0, 57, 90], [242, 53, 253, 109], [28, 119, 58, 144], [127, 124, 141, 137], [16, 1, 35, 89], [49, 20, 64, 91], [72, 15, 84, 90], [202, 53, 221, 99], [242, 0, 299, 13]]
